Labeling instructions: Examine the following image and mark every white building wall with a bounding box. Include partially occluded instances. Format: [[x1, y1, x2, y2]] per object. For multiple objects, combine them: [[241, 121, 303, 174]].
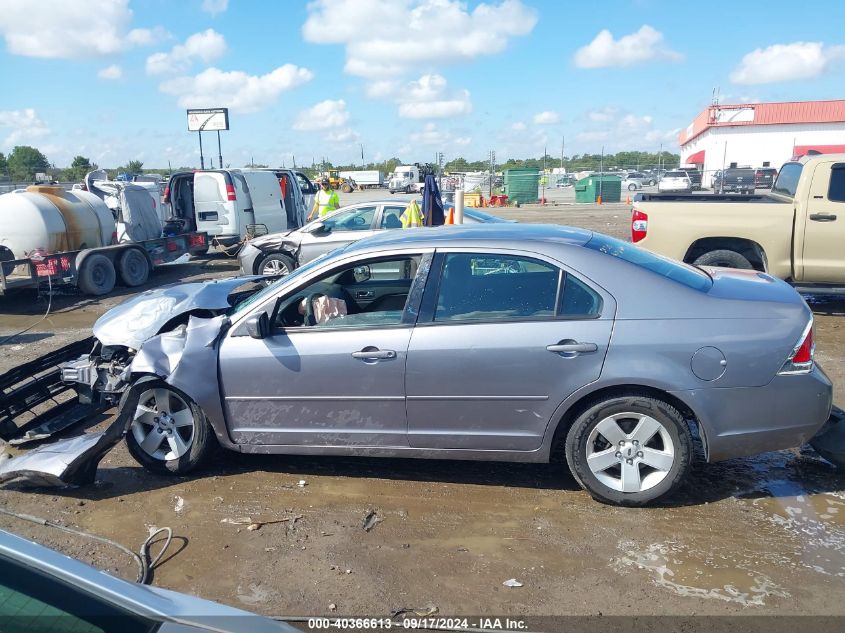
[[680, 122, 845, 187]]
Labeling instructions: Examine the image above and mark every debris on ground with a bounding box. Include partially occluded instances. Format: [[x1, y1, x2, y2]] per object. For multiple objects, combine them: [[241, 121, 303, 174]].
[[220, 515, 302, 531], [329, 603, 337, 612], [502, 579, 524, 588], [362, 509, 382, 532], [391, 604, 438, 617], [174, 496, 185, 513], [298, 480, 307, 487]]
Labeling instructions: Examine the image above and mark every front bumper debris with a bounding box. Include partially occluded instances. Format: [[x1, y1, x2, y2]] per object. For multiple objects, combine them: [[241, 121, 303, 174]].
[[810, 405, 845, 469]]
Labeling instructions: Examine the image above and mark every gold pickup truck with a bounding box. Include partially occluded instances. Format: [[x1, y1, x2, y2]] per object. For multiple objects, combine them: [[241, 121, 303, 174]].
[[632, 153, 845, 286]]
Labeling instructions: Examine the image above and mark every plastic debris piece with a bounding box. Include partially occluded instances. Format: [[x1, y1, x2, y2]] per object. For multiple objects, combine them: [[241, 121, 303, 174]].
[[502, 579, 523, 588], [362, 510, 382, 532]]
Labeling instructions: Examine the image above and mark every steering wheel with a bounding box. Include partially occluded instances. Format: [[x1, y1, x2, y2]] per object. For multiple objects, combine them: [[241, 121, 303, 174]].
[[303, 292, 327, 326]]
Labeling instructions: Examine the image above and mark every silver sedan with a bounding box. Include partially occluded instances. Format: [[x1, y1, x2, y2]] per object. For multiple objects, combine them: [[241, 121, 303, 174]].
[[238, 201, 512, 277], [75, 224, 836, 507]]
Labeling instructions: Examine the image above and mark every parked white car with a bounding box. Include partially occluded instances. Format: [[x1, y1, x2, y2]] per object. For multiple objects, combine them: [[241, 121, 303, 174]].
[[657, 170, 692, 193], [621, 177, 644, 191]]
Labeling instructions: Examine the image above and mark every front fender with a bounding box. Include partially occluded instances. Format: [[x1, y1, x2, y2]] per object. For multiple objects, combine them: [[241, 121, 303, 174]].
[[131, 315, 237, 449]]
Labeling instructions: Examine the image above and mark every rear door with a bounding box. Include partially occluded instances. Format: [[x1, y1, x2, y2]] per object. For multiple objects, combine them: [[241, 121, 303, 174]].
[[405, 249, 615, 451], [297, 204, 379, 264], [800, 161, 845, 282], [243, 171, 286, 234], [377, 204, 408, 231], [194, 172, 245, 239]]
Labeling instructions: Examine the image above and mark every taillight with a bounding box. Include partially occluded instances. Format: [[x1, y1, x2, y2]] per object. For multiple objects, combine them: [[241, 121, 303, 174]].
[[779, 321, 814, 374], [631, 208, 648, 242], [226, 183, 237, 201], [163, 185, 171, 203]]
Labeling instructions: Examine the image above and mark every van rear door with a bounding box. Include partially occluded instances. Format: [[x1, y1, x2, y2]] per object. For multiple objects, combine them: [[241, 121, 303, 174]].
[[194, 171, 246, 243], [242, 171, 286, 235]]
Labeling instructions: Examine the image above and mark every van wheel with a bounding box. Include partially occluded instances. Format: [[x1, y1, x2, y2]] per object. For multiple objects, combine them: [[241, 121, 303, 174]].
[[565, 395, 692, 506], [77, 254, 116, 296], [693, 249, 753, 269], [117, 248, 150, 287], [125, 380, 215, 475]]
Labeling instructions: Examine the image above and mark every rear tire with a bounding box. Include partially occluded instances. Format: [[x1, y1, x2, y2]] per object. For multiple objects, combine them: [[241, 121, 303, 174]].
[[77, 253, 116, 296], [117, 248, 150, 287], [628, 183, 637, 191], [257, 252, 295, 277], [124, 380, 215, 476], [565, 395, 692, 506], [693, 249, 753, 269]]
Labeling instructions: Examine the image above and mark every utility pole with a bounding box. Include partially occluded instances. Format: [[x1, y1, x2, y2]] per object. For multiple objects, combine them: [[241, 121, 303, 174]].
[[599, 146, 604, 202], [360, 143, 364, 168], [542, 145, 547, 203], [488, 149, 496, 197], [560, 136, 564, 170]]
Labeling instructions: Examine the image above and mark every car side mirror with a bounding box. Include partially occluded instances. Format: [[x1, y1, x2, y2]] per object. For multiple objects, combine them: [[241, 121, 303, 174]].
[[245, 312, 269, 339], [306, 221, 328, 234], [353, 265, 371, 282]]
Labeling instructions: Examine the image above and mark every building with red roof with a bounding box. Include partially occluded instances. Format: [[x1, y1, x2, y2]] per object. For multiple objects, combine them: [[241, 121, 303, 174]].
[[679, 100, 845, 187]]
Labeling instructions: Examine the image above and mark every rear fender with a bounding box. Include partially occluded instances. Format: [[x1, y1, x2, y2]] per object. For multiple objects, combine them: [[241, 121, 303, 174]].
[[130, 315, 236, 449]]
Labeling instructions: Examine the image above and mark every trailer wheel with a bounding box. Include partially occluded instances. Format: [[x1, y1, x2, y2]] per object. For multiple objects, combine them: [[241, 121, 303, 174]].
[[77, 254, 116, 296], [117, 248, 150, 287]]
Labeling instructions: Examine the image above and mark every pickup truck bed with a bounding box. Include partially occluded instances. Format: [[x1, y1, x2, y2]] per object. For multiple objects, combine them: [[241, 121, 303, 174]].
[[635, 193, 782, 203]]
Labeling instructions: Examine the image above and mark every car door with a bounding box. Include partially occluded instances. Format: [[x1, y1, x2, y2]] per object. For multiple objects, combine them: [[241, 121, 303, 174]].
[[405, 249, 615, 451], [800, 160, 845, 282], [244, 171, 286, 234], [218, 251, 431, 447], [295, 171, 317, 214], [297, 204, 379, 264]]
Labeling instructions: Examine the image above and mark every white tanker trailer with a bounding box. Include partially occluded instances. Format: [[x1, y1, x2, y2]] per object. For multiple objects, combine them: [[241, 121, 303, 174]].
[[0, 185, 208, 296]]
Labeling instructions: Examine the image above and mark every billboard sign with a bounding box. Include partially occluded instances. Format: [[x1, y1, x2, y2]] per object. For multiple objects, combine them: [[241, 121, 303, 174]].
[[187, 108, 229, 132]]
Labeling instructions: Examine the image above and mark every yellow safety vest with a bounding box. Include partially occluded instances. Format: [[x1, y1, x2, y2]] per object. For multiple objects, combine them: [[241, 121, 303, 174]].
[[315, 189, 340, 216]]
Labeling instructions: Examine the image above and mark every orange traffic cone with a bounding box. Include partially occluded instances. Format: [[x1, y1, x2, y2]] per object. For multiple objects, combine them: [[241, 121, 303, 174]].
[[596, 195, 603, 205], [445, 206, 455, 224], [625, 195, 632, 205]]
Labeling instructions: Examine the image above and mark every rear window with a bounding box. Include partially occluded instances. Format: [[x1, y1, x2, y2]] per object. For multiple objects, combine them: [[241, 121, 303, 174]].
[[194, 173, 225, 203], [665, 171, 686, 177], [772, 162, 802, 197], [585, 234, 712, 292]]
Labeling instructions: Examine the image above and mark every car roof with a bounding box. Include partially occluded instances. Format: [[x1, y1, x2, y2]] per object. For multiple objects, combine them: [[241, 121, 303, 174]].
[[344, 223, 593, 253]]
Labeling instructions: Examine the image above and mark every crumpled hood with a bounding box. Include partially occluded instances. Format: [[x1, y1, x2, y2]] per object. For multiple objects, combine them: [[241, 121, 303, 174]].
[[93, 276, 264, 349], [248, 228, 297, 250]]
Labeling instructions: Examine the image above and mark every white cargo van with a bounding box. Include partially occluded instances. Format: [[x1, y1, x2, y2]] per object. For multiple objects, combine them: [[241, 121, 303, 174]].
[[164, 169, 288, 247]]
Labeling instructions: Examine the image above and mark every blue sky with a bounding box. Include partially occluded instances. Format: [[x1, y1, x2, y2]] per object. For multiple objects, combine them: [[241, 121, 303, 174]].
[[1, 0, 844, 169]]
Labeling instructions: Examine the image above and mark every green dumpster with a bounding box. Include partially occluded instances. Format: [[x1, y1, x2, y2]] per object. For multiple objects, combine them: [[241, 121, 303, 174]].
[[504, 168, 540, 204], [574, 174, 622, 203]]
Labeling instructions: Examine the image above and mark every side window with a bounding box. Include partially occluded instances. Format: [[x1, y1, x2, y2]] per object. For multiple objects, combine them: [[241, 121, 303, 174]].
[[295, 173, 315, 194], [273, 255, 422, 329], [434, 254, 559, 322], [380, 206, 406, 229], [322, 206, 376, 232], [828, 164, 845, 202], [559, 273, 602, 318]]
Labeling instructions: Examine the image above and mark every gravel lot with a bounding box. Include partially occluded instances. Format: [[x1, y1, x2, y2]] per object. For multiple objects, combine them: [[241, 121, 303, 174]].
[[1, 193, 844, 619]]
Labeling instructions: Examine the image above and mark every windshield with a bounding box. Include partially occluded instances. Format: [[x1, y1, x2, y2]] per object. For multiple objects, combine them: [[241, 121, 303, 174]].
[[585, 233, 712, 291], [228, 253, 332, 316], [665, 171, 686, 177], [772, 162, 802, 197]]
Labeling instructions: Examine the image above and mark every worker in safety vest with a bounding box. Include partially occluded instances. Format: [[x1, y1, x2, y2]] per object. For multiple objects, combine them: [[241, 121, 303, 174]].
[[308, 178, 340, 220]]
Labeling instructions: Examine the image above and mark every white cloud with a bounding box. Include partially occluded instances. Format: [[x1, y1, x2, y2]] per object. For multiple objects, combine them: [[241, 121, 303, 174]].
[[365, 80, 399, 99], [409, 122, 469, 147], [0, 109, 50, 147], [511, 121, 527, 131], [325, 127, 360, 143], [303, 0, 538, 79], [146, 29, 226, 75], [574, 25, 682, 69], [575, 107, 678, 150], [0, 0, 165, 58], [533, 111, 560, 125], [729, 41, 845, 84], [97, 64, 122, 80], [160, 64, 314, 113], [293, 100, 351, 130], [396, 74, 472, 119], [201, 0, 229, 16]]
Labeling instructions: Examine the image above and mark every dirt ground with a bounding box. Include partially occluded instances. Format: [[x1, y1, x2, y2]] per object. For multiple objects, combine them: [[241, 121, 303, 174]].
[[1, 201, 845, 620]]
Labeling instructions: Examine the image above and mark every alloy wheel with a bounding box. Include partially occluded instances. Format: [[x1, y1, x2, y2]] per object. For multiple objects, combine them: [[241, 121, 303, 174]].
[[261, 258, 291, 275], [131, 388, 196, 461], [585, 412, 675, 493]]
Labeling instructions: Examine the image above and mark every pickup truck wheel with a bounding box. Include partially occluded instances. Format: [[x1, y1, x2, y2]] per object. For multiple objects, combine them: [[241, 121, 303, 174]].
[[693, 249, 753, 269], [77, 254, 116, 296], [125, 380, 215, 475], [117, 248, 150, 287], [565, 395, 692, 506]]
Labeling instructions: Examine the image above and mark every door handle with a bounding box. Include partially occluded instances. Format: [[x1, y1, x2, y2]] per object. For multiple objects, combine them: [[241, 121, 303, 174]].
[[547, 342, 598, 355], [351, 349, 396, 360], [356, 290, 375, 299], [809, 213, 837, 222]]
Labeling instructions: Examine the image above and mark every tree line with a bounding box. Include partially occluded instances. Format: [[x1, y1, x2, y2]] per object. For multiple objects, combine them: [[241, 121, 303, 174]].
[[0, 145, 682, 183]]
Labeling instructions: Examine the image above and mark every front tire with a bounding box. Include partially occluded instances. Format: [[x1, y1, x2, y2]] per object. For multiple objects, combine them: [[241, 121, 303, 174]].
[[125, 380, 215, 475], [693, 249, 753, 269], [257, 252, 295, 277], [565, 395, 692, 506]]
